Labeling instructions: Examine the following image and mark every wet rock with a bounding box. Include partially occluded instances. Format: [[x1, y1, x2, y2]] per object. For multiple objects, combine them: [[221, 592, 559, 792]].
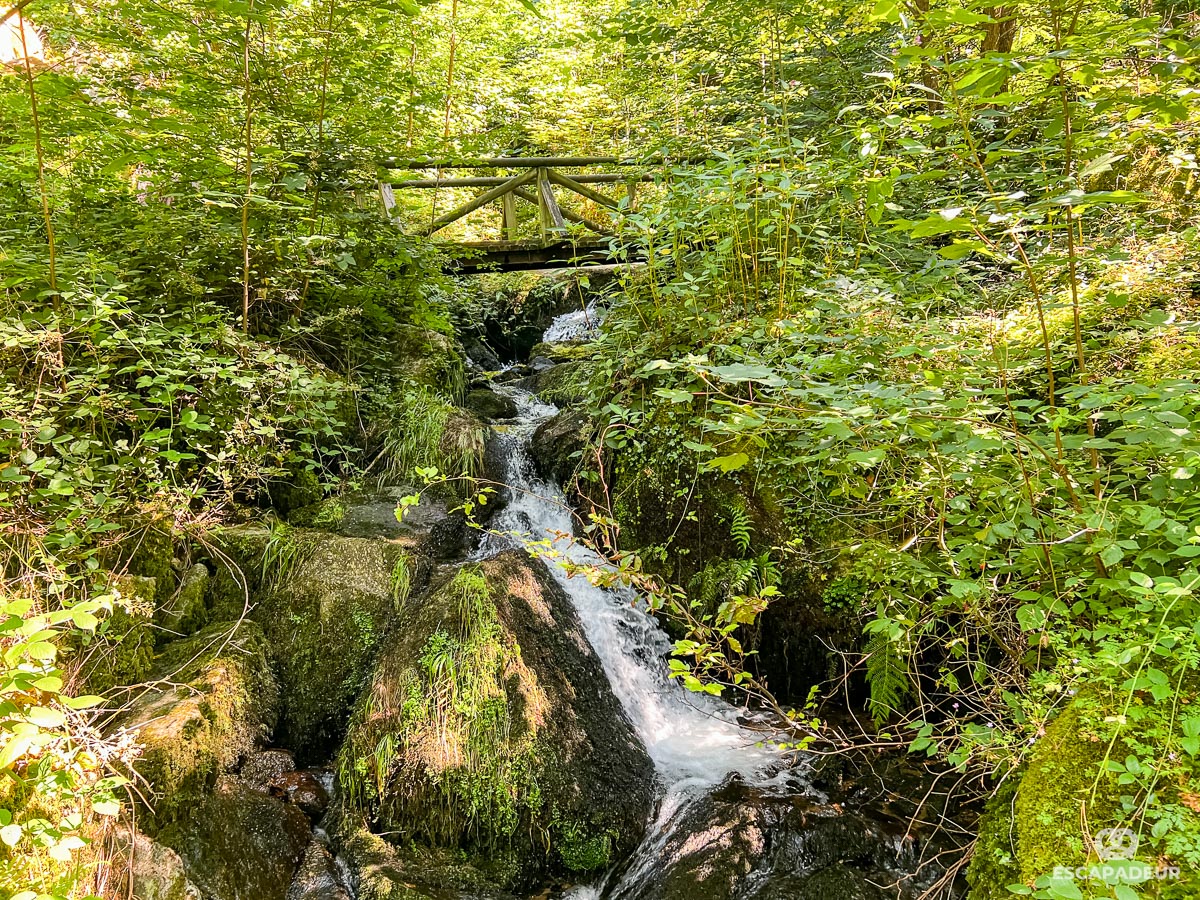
[[463, 335, 503, 372], [287, 841, 352, 900], [272, 770, 332, 820], [257, 533, 416, 760], [621, 775, 938, 900], [157, 779, 312, 900], [465, 387, 518, 420], [238, 749, 297, 791], [156, 562, 210, 636], [339, 550, 655, 887], [114, 621, 278, 830], [109, 827, 201, 900], [530, 408, 592, 486]]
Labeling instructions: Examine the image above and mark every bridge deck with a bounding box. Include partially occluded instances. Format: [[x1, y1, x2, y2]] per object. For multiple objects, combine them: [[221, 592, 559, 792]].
[[447, 239, 618, 273]]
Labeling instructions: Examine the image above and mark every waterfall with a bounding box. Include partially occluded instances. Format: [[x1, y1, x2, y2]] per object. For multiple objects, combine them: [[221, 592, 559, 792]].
[[476, 312, 784, 897]]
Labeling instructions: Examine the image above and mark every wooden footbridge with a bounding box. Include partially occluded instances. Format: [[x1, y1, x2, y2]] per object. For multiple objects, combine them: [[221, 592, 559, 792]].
[[379, 156, 664, 272]]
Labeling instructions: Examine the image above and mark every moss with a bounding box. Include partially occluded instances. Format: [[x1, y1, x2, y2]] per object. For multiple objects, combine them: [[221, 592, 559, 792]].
[[288, 497, 348, 530], [118, 620, 279, 831], [337, 823, 510, 900], [203, 524, 272, 622], [78, 573, 157, 692], [966, 777, 1021, 900], [270, 465, 324, 514], [123, 522, 177, 603], [1012, 693, 1116, 884], [155, 562, 209, 637], [256, 532, 410, 759], [530, 360, 590, 405], [155, 780, 310, 900]]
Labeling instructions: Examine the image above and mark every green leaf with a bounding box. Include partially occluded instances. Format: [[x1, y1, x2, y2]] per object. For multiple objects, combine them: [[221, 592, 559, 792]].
[[707, 452, 750, 473]]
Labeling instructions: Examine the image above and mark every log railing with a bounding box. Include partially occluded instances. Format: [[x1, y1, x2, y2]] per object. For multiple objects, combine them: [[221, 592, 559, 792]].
[[380, 156, 656, 242]]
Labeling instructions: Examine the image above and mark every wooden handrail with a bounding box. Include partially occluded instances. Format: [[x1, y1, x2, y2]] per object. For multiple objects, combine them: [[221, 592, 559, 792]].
[[382, 154, 714, 170]]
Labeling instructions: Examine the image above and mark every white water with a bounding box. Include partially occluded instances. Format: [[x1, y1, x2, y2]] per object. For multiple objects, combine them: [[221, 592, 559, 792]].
[[477, 311, 783, 897], [540, 302, 604, 343]]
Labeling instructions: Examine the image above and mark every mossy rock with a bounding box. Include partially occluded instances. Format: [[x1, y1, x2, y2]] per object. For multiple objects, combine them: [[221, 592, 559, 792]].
[[156, 779, 311, 900], [78, 573, 157, 692], [127, 522, 178, 603], [109, 827, 200, 900], [155, 562, 210, 637], [336, 822, 517, 900], [519, 360, 589, 405], [966, 777, 1021, 900], [115, 620, 279, 831], [529, 408, 592, 487], [203, 524, 273, 623], [392, 324, 467, 399], [270, 466, 324, 515], [526, 341, 598, 363], [464, 387, 518, 421], [1012, 694, 1116, 883], [338, 550, 654, 888], [257, 532, 422, 760]]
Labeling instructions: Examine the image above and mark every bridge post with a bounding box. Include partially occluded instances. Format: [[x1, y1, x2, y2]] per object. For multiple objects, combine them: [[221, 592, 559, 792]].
[[536, 167, 565, 242], [502, 191, 518, 241]]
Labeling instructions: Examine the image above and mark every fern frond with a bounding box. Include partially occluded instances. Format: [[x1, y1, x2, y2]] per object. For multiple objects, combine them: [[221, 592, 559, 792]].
[[864, 631, 909, 726]]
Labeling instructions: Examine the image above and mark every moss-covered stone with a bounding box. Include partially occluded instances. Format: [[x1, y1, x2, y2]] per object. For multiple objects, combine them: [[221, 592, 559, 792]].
[[270, 466, 324, 515], [464, 387, 518, 420], [338, 551, 653, 888], [109, 827, 200, 900], [256, 532, 417, 760], [1012, 694, 1115, 883], [127, 522, 177, 603], [529, 408, 591, 486], [392, 324, 467, 398], [521, 360, 589, 405], [203, 524, 273, 623], [287, 497, 348, 530], [965, 777, 1021, 900], [337, 822, 516, 900], [155, 562, 210, 637], [115, 620, 279, 831], [79, 573, 157, 692], [156, 779, 311, 900]]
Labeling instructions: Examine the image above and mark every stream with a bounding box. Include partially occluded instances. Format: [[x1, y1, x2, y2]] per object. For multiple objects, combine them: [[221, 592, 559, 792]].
[[459, 306, 956, 899], [477, 381, 784, 897]]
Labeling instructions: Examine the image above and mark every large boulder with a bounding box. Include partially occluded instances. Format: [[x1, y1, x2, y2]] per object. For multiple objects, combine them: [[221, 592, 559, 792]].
[[530, 408, 592, 486], [156, 778, 312, 900], [115, 621, 278, 830], [338, 550, 655, 888], [255, 532, 422, 760]]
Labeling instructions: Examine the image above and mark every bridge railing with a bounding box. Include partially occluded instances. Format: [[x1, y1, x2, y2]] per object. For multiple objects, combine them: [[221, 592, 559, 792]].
[[379, 156, 668, 243]]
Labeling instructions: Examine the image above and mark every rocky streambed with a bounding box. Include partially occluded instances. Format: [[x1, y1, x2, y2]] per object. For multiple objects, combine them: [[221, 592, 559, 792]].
[[102, 279, 966, 900]]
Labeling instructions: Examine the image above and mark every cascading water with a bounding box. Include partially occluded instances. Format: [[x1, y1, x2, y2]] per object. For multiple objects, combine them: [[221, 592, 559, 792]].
[[476, 310, 785, 897]]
